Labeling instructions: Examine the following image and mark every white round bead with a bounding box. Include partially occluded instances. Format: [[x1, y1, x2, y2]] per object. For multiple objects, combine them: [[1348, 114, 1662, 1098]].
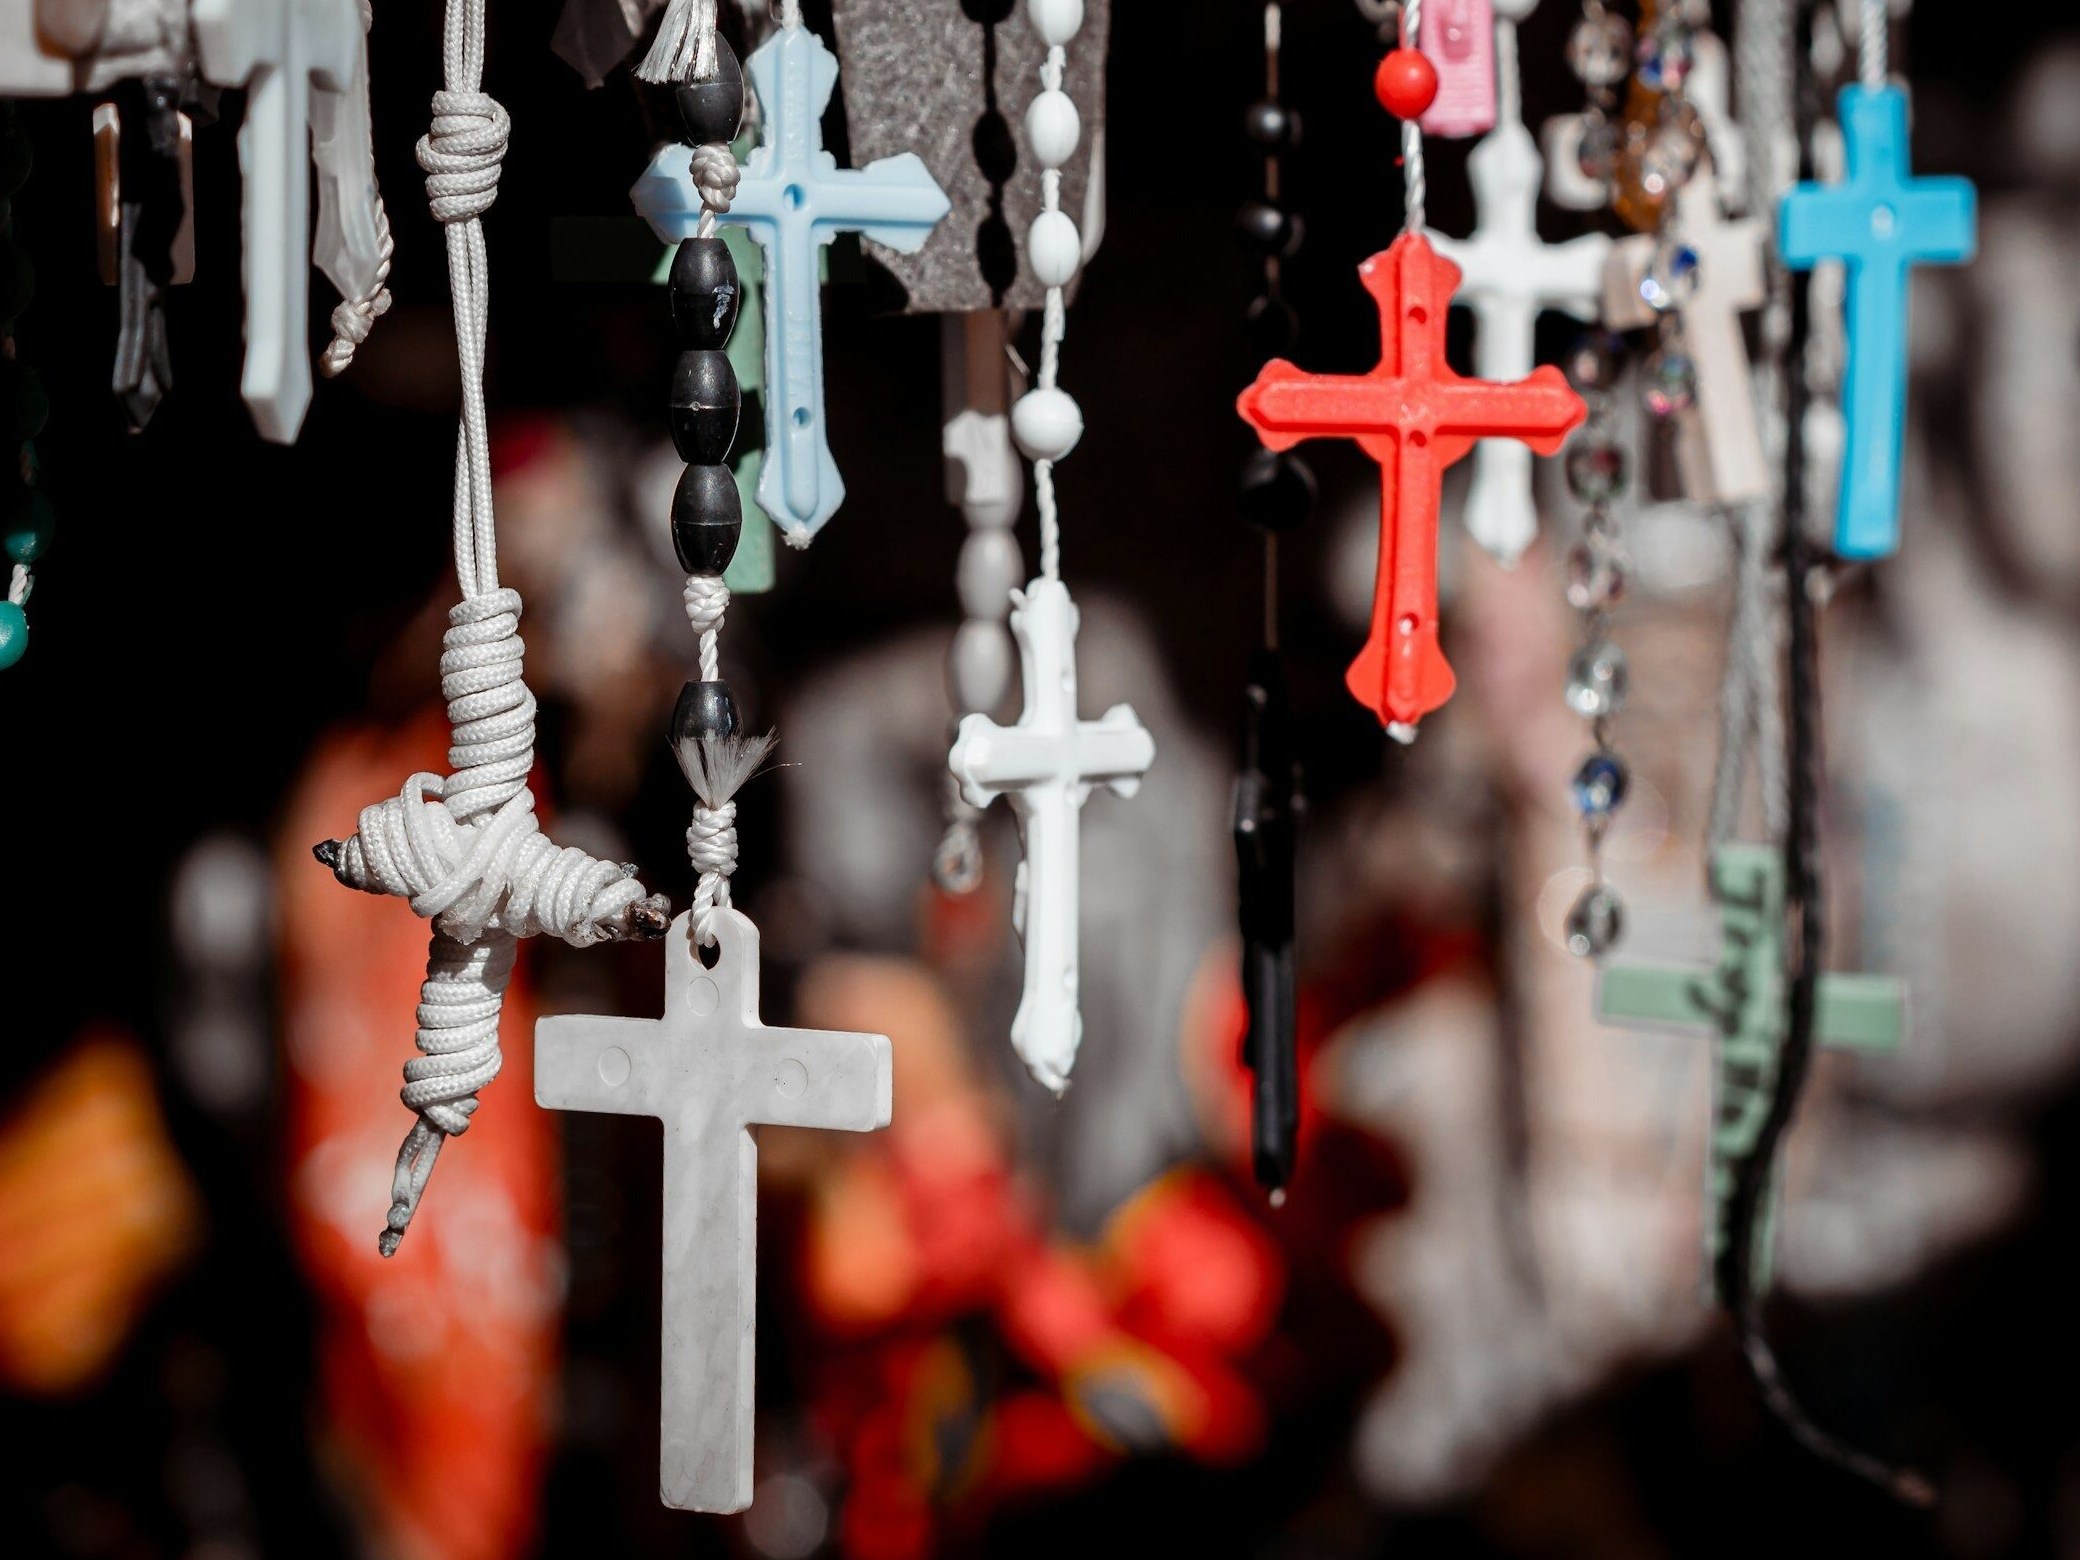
[[1026, 0, 1084, 47], [1011, 388, 1083, 463], [1026, 211, 1082, 287], [951, 621, 1015, 714], [957, 530, 1026, 617], [1024, 89, 1081, 169]]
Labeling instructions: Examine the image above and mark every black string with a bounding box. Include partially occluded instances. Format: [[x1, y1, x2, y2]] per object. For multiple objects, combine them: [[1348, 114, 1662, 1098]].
[[1711, 0, 1931, 1505]]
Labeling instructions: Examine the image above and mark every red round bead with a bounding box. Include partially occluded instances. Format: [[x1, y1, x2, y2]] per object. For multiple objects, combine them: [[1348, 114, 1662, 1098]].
[[1373, 48, 1440, 119]]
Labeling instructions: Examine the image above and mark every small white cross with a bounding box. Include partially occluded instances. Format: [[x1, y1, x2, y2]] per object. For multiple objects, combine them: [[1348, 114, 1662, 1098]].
[[948, 577, 1155, 1094], [1431, 118, 1611, 563], [194, 0, 373, 442], [535, 908, 892, 1513], [1604, 159, 1769, 505]]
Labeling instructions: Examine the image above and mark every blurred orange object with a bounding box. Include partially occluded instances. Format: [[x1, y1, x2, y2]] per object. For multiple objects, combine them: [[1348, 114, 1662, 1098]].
[[277, 711, 560, 1560], [0, 1034, 202, 1395]]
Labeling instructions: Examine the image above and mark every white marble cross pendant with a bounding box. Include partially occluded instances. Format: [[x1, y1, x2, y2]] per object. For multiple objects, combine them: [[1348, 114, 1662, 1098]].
[[194, 0, 381, 442], [1431, 112, 1610, 563], [948, 577, 1155, 1094], [1603, 161, 1768, 505], [536, 908, 891, 1513]]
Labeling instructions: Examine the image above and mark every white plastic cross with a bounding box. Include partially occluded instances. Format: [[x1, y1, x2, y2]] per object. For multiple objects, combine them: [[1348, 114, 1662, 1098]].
[[1604, 160, 1768, 505], [948, 577, 1154, 1094], [194, 0, 371, 442], [1431, 118, 1610, 563], [535, 908, 892, 1513]]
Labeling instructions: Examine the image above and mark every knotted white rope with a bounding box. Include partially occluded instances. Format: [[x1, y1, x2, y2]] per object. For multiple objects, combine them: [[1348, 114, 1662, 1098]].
[[320, 199, 394, 378], [323, 0, 667, 1258]]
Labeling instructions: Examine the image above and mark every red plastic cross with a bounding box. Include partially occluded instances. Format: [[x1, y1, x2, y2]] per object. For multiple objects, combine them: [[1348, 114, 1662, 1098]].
[[1238, 232, 1586, 732]]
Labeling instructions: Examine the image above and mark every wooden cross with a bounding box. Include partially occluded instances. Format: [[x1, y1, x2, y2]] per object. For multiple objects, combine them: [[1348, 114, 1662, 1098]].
[[1780, 84, 1976, 560], [632, 25, 950, 544], [947, 576, 1155, 1094], [1431, 114, 1611, 564], [1595, 844, 1903, 1295], [535, 908, 892, 1513], [1604, 161, 1768, 505], [1239, 232, 1585, 734], [193, 0, 372, 442]]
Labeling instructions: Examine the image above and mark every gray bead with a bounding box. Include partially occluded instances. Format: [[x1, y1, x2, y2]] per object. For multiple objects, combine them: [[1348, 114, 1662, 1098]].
[[669, 238, 742, 349], [1565, 883, 1624, 958], [672, 679, 739, 744], [670, 349, 740, 465], [950, 620, 1014, 714], [672, 463, 743, 574], [956, 530, 1024, 617], [674, 37, 745, 146]]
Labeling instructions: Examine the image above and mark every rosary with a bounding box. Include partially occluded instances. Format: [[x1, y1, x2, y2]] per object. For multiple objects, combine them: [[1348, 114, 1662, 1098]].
[[0, 0, 1995, 1519]]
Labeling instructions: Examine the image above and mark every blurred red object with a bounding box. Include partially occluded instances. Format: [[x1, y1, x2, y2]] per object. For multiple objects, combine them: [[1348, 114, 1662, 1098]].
[[277, 712, 560, 1560]]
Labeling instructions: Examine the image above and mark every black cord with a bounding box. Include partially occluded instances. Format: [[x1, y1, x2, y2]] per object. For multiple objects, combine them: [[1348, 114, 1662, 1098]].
[[1710, 0, 1931, 1505]]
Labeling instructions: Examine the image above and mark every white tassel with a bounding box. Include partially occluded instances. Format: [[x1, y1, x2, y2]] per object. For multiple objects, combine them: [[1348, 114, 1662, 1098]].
[[637, 0, 718, 84]]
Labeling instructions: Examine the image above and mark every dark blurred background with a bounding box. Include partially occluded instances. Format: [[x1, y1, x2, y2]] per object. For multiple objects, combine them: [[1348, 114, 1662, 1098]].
[[5, 1, 2079, 1557]]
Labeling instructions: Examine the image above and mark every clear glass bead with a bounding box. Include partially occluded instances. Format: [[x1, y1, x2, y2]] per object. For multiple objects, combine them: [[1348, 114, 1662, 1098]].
[[1637, 112, 1705, 196], [1571, 752, 1630, 817], [1635, 18, 1696, 92], [1641, 347, 1697, 418], [1565, 441, 1627, 504], [1566, 883, 1625, 958], [1565, 540, 1627, 610], [1565, 640, 1630, 717], [1566, 13, 1633, 88], [1638, 239, 1701, 313], [1575, 114, 1621, 185], [1565, 330, 1625, 394]]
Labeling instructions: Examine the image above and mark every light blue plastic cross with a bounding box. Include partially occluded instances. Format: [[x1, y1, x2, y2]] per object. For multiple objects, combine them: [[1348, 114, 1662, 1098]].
[[631, 26, 951, 543], [1779, 84, 1976, 561]]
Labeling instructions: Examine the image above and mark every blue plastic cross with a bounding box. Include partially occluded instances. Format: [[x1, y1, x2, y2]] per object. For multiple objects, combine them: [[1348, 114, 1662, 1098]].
[[632, 26, 950, 543], [1779, 85, 1976, 561]]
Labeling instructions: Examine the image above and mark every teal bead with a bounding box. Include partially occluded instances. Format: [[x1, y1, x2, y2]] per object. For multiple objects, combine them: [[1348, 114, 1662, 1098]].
[[0, 601, 26, 670], [4, 488, 53, 563]]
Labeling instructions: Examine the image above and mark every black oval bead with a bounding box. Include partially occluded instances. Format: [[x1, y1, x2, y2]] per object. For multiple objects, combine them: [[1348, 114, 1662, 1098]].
[[670, 350, 740, 465], [672, 679, 740, 744], [1238, 448, 1316, 534], [674, 36, 745, 146], [1244, 293, 1299, 358], [672, 462, 743, 574], [1237, 200, 1302, 258], [668, 237, 742, 349], [1244, 100, 1300, 149]]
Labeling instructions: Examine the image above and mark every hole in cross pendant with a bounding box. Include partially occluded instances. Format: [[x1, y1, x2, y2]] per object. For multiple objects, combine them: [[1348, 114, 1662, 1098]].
[[1398, 613, 1420, 635], [784, 184, 806, 209], [1408, 305, 1428, 324], [1871, 203, 1897, 239]]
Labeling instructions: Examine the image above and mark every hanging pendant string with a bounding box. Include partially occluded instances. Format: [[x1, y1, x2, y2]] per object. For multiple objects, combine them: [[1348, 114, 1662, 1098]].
[[1400, 0, 1426, 233], [321, 0, 668, 1256], [1858, 0, 1888, 90], [1031, 35, 1073, 584], [1712, 7, 1931, 1499]]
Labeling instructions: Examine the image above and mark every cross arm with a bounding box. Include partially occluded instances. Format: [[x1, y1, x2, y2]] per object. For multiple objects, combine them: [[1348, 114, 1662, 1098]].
[[1432, 366, 1586, 452], [535, 1014, 662, 1116], [745, 1026, 892, 1133], [1238, 361, 1401, 450]]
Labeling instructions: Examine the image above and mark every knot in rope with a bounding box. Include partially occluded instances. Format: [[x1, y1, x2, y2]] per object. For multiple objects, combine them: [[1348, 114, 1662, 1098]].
[[687, 800, 739, 944], [417, 89, 509, 224], [321, 203, 395, 377], [689, 144, 741, 214]]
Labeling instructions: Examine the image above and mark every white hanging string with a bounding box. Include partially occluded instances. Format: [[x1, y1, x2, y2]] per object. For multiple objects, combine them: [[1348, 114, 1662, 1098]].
[[1494, 11, 1520, 132], [323, 0, 667, 1257], [1858, 0, 1888, 90], [1401, 0, 1426, 234]]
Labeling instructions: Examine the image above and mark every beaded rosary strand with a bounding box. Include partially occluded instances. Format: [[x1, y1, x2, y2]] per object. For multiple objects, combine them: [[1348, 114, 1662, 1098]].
[[641, 0, 776, 944], [1006, 0, 1092, 564]]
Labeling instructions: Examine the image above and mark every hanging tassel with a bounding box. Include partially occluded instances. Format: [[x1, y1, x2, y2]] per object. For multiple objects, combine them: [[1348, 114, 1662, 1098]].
[[637, 0, 718, 84]]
